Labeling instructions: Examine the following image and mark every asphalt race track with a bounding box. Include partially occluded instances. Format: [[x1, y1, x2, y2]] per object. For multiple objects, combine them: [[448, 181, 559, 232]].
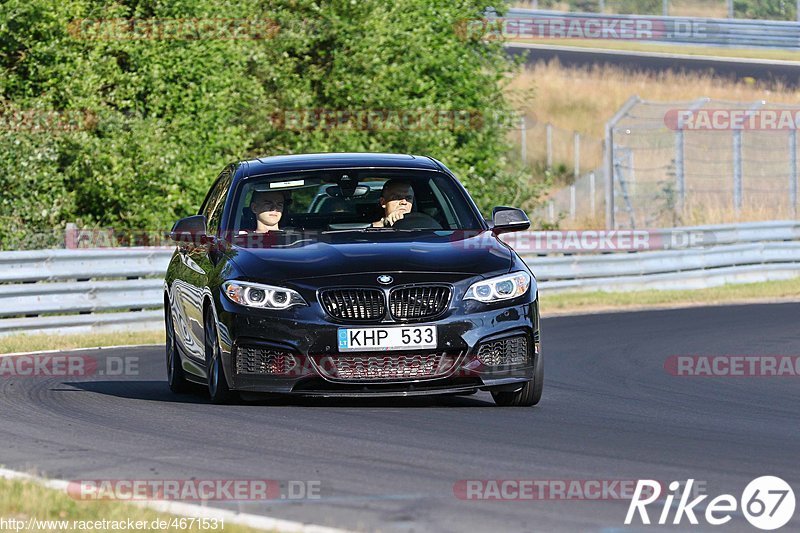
[[1, 303, 798, 532]]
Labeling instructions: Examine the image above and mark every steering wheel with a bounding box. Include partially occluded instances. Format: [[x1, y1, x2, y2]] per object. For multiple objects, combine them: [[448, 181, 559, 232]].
[[391, 211, 443, 230]]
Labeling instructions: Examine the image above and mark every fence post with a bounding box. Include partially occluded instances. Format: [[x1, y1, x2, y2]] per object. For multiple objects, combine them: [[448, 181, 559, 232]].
[[604, 95, 641, 230], [604, 129, 614, 229], [663, 0, 669, 16], [573, 131, 581, 179], [589, 171, 596, 217], [599, 0, 605, 13], [65, 223, 77, 249], [791, 128, 798, 218], [570, 184, 576, 221], [520, 116, 527, 164], [675, 98, 709, 218], [733, 130, 742, 216], [546, 123, 553, 170], [727, 0, 734, 18], [733, 101, 765, 217], [676, 125, 685, 215]]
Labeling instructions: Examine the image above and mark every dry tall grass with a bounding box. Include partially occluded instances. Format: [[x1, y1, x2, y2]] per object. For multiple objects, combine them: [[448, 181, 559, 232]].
[[667, 0, 728, 17], [507, 60, 800, 139]]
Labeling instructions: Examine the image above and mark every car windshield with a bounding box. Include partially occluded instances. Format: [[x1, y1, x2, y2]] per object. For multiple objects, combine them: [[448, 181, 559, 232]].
[[228, 169, 484, 244]]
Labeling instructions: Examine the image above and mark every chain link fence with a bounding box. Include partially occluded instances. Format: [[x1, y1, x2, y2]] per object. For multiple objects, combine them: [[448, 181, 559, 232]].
[[524, 98, 800, 229], [509, 119, 605, 226], [607, 97, 800, 229]]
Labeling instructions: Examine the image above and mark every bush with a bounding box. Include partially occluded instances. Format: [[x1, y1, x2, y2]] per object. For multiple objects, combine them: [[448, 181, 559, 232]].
[[0, 0, 542, 248], [734, 0, 797, 20]]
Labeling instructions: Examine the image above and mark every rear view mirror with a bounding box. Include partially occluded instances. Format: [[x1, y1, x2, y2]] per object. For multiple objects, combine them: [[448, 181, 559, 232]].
[[325, 185, 369, 198], [169, 215, 208, 244], [491, 207, 530, 234]]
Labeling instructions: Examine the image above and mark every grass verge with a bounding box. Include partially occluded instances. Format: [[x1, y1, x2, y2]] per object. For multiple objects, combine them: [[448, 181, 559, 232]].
[[540, 276, 800, 315], [0, 476, 269, 533], [0, 330, 164, 355]]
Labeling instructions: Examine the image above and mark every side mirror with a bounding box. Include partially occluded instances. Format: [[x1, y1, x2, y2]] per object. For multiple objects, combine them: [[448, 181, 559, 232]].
[[169, 215, 208, 244], [491, 206, 530, 234]]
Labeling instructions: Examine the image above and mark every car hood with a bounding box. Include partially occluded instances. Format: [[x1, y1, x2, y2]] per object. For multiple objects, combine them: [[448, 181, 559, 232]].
[[228, 230, 512, 282]]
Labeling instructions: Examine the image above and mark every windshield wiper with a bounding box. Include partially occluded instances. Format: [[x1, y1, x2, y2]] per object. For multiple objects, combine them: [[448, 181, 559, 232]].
[[320, 227, 390, 234]]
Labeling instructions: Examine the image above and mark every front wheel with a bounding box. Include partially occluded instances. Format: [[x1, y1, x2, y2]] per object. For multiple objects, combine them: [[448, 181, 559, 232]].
[[491, 351, 543, 407], [204, 307, 236, 404]]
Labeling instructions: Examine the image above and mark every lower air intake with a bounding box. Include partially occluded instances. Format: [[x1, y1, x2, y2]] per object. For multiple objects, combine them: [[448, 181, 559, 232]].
[[236, 345, 297, 375], [476, 335, 529, 367]]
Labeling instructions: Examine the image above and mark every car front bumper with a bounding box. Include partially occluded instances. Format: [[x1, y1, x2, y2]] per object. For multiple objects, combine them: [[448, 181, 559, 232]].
[[215, 296, 540, 396]]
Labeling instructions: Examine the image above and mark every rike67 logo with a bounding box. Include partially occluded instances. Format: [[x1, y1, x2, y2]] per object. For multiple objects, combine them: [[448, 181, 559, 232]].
[[626, 477, 796, 530]]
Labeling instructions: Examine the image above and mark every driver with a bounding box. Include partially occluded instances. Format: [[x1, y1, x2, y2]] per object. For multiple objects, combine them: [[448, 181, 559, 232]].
[[372, 179, 414, 227], [250, 190, 286, 232]]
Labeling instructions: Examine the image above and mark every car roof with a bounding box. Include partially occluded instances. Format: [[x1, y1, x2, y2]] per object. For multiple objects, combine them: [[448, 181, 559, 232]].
[[240, 153, 442, 177]]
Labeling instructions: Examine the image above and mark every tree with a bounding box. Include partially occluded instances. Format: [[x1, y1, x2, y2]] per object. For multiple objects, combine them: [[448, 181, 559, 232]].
[[0, 0, 541, 248]]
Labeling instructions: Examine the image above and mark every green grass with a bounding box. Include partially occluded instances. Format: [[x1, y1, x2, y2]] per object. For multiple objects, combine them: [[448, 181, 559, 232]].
[[512, 38, 800, 62], [0, 476, 270, 533], [0, 330, 164, 355], [540, 276, 800, 315]]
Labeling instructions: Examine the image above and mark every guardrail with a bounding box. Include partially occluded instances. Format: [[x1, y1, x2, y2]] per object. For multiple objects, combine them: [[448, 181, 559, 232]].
[[503, 9, 800, 50], [0, 248, 172, 337], [0, 221, 798, 337]]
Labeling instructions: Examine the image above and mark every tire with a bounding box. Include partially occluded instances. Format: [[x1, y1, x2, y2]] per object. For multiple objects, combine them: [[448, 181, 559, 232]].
[[165, 301, 191, 393], [204, 307, 236, 404], [491, 351, 543, 407]]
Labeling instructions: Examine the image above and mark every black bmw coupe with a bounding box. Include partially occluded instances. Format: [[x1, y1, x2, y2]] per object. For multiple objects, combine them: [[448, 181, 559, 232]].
[[164, 153, 542, 406]]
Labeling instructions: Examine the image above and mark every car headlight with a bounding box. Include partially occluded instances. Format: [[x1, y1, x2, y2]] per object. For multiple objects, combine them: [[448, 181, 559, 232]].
[[464, 272, 533, 303], [222, 281, 306, 310]]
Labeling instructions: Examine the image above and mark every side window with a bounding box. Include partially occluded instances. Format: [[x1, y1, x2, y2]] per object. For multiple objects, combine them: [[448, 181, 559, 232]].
[[201, 167, 233, 235]]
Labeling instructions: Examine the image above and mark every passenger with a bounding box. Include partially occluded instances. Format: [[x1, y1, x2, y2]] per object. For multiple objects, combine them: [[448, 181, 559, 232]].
[[372, 179, 415, 227], [250, 190, 286, 232]]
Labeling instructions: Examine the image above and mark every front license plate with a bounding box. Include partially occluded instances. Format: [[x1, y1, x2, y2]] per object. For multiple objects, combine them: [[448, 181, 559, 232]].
[[337, 325, 437, 352]]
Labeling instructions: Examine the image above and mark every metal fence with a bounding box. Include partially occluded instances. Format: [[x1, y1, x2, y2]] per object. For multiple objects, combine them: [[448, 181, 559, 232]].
[[528, 169, 604, 226], [603, 97, 800, 229], [515, 119, 603, 175], [1, 221, 798, 337], [512, 2, 800, 24], [511, 120, 605, 225], [0, 248, 170, 337], [503, 8, 800, 48]]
